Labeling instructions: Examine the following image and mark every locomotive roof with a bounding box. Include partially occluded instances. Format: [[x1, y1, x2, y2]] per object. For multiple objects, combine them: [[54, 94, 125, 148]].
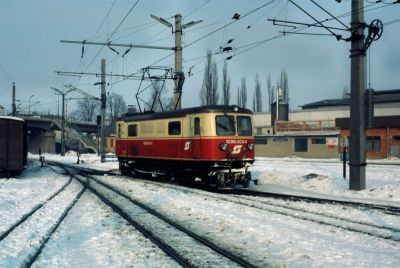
[[120, 105, 252, 122]]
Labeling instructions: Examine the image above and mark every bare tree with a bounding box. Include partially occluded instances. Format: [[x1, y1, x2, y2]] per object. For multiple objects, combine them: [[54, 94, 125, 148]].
[[147, 80, 174, 111], [240, 77, 247, 108], [107, 92, 127, 122], [267, 74, 274, 111], [254, 73, 262, 112], [72, 97, 99, 122], [222, 61, 231, 105], [280, 69, 289, 103], [237, 87, 241, 106], [200, 49, 219, 105]]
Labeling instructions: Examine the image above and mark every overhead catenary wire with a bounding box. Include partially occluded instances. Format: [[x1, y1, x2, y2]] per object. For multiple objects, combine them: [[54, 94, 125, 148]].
[[185, 0, 210, 19], [184, 0, 277, 48], [288, 0, 341, 39], [53, 0, 398, 111], [91, 0, 118, 40], [108, 0, 279, 87], [81, 0, 140, 75], [309, 0, 350, 30], [0, 63, 14, 82]]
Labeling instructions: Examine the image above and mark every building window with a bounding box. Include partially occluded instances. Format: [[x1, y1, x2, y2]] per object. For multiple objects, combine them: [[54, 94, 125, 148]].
[[367, 136, 381, 152], [194, 117, 200, 135], [273, 137, 288, 142], [311, 138, 326, 144], [168, 121, 181, 135], [255, 136, 268, 144], [295, 138, 308, 152], [128, 124, 137, 137], [393, 136, 400, 142]]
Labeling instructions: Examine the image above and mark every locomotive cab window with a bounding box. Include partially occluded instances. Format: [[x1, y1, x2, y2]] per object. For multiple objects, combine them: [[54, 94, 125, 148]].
[[168, 121, 181, 135], [128, 124, 137, 137], [237, 116, 252, 136], [216, 115, 235, 136]]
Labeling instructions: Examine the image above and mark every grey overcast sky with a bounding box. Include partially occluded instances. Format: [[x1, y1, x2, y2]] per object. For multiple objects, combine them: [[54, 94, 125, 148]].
[[0, 0, 399, 115]]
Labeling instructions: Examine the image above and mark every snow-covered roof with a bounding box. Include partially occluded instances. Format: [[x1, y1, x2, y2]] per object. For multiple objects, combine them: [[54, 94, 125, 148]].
[[0, 116, 25, 122]]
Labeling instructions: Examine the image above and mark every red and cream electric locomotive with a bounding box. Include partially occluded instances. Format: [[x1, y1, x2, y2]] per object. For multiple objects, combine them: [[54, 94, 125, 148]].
[[115, 105, 255, 188]]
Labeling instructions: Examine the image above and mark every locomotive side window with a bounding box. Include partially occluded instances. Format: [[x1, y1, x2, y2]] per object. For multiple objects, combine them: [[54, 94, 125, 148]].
[[194, 117, 200, 135], [237, 116, 252, 136], [216, 116, 235, 136], [128, 124, 137, 137], [168, 121, 181, 135], [117, 124, 121, 137]]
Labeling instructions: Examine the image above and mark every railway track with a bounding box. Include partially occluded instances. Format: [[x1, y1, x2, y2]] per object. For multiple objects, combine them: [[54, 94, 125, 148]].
[[254, 158, 400, 167], [69, 164, 400, 216], [55, 164, 257, 268], [221, 191, 400, 242], [0, 171, 85, 268], [228, 188, 400, 216], [94, 174, 400, 243]]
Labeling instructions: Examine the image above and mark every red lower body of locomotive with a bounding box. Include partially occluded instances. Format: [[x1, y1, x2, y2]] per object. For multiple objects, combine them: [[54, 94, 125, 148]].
[[116, 136, 255, 188]]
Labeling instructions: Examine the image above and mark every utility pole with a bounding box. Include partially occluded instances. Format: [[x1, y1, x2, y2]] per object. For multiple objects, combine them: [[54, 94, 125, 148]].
[[349, 0, 366, 190], [12, 82, 16, 116], [100, 59, 106, 163], [174, 14, 183, 109], [51, 87, 74, 156], [61, 93, 66, 156], [28, 94, 34, 116]]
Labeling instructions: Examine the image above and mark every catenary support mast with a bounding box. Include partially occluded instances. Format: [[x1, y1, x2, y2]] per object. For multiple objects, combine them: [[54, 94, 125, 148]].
[[349, 0, 366, 190], [100, 59, 106, 162]]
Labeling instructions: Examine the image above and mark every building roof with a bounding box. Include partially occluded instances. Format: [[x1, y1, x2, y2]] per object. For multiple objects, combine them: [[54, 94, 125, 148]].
[[301, 89, 400, 110]]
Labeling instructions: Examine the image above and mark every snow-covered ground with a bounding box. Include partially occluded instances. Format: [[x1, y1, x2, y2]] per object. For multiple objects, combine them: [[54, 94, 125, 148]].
[[0, 153, 398, 267]]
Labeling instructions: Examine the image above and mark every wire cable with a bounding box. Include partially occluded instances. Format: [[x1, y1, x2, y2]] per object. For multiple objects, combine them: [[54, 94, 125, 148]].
[[0, 63, 13, 82], [83, 0, 140, 74], [184, 0, 277, 48]]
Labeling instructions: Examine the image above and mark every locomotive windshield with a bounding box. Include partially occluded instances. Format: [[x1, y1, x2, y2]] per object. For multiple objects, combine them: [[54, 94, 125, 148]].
[[237, 116, 252, 136], [216, 115, 235, 135]]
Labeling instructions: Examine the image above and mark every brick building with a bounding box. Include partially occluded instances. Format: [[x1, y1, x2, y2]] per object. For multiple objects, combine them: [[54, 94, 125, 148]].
[[336, 116, 400, 159]]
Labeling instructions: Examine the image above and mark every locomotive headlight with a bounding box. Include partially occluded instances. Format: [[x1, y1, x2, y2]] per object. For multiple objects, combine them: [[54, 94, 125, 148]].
[[220, 142, 228, 151], [247, 143, 254, 151]]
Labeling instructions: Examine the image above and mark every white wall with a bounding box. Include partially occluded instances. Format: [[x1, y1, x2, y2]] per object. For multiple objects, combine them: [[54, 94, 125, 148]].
[[253, 103, 400, 129]]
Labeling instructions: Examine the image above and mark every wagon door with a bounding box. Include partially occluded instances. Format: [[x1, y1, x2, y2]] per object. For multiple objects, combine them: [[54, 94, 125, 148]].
[[190, 117, 202, 159]]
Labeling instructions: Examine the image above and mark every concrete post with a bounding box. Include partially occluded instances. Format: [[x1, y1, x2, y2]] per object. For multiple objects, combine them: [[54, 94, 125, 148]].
[[100, 59, 106, 162], [174, 14, 183, 110], [349, 0, 367, 190]]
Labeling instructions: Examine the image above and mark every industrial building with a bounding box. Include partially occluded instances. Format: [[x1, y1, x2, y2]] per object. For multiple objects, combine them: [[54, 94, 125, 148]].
[[254, 89, 400, 159]]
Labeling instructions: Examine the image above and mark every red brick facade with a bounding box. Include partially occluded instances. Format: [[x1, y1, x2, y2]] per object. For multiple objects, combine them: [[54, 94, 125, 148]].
[[340, 127, 400, 159]]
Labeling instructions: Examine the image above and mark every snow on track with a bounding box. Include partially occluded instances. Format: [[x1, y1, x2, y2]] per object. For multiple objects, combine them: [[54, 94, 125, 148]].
[[0, 181, 82, 267], [33, 191, 179, 268], [97, 175, 400, 267], [0, 164, 69, 235]]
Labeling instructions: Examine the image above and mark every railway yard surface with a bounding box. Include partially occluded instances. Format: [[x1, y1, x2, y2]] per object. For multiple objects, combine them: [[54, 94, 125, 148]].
[[0, 153, 399, 267]]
